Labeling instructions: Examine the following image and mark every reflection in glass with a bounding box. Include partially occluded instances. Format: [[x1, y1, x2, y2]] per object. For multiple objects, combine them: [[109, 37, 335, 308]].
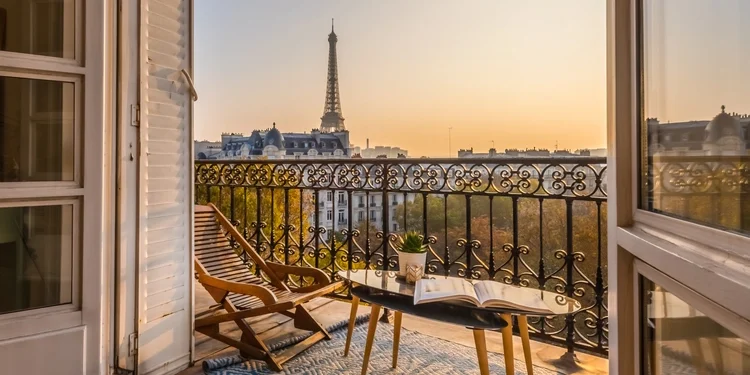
[[641, 0, 750, 235], [0, 76, 75, 182], [642, 277, 750, 374], [0, 0, 75, 58], [0, 204, 73, 314]]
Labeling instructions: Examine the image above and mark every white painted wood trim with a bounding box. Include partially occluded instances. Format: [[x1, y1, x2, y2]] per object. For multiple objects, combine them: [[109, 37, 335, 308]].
[[0, 52, 86, 75], [633, 210, 750, 262], [114, 0, 141, 371], [607, 0, 638, 373], [188, 0, 196, 364], [619, 224, 750, 322], [82, 0, 111, 374], [0, 309, 81, 341]]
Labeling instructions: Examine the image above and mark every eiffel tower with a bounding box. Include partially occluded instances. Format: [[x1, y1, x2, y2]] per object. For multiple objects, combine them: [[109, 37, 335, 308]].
[[320, 19, 345, 133]]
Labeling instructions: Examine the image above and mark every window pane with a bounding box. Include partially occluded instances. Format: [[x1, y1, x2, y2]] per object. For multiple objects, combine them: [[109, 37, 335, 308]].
[[641, 0, 750, 235], [641, 277, 750, 374], [0, 204, 74, 314], [0, 0, 75, 58], [0, 76, 75, 182]]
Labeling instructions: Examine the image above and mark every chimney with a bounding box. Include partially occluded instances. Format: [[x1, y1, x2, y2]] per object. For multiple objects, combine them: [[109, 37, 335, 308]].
[[366, 138, 370, 149]]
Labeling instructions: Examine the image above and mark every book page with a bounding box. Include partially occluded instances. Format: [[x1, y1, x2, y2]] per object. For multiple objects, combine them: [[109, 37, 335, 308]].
[[474, 281, 552, 314], [414, 278, 480, 306]]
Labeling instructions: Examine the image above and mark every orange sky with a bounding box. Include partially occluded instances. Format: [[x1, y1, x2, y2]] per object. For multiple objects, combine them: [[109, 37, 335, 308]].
[[195, 1, 607, 157]]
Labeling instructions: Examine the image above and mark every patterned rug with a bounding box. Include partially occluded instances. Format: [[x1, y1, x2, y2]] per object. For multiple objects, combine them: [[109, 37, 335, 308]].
[[202, 315, 564, 375]]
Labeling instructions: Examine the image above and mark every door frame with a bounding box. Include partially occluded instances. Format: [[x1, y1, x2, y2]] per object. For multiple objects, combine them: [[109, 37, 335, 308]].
[[607, 0, 750, 373]]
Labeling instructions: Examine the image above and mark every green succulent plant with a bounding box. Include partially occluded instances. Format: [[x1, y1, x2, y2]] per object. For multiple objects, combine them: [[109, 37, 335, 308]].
[[397, 231, 427, 253]]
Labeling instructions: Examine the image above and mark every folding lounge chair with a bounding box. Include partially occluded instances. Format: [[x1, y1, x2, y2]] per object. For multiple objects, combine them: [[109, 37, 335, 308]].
[[194, 203, 342, 371]]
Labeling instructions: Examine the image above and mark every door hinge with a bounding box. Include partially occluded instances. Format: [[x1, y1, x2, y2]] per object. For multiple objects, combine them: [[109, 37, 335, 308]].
[[128, 332, 138, 356], [130, 104, 140, 127]]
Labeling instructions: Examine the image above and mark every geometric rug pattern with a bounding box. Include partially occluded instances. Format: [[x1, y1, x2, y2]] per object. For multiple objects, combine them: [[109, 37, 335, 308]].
[[202, 315, 564, 375]]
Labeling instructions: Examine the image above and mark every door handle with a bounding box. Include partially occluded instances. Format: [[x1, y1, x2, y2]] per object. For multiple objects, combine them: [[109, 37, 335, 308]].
[[181, 69, 198, 101]]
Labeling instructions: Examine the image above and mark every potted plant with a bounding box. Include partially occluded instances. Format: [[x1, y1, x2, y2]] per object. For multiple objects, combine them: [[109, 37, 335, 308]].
[[396, 231, 427, 277]]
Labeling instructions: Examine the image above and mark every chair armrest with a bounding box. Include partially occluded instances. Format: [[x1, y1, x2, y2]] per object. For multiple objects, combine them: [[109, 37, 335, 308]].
[[265, 263, 331, 286], [198, 274, 278, 305]]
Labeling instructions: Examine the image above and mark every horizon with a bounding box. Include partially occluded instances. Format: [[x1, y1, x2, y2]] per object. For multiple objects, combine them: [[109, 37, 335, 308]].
[[194, 0, 749, 158], [194, 0, 607, 157]]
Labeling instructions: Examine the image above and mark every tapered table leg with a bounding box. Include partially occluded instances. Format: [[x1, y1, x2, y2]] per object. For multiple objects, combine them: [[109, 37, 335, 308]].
[[687, 339, 708, 375], [518, 314, 534, 375], [392, 311, 402, 368], [500, 313, 515, 375], [708, 338, 724, 375], [473, 329, 490, 375], [361, 304, 382, 375], [344, 295, 360, 357]]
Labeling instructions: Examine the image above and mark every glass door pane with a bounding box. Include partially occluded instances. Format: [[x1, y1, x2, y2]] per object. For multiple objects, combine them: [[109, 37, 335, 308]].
[[0, 0, 75, 59], [642, 276, 750, 374], [0, 203, 74, 314], [640, 0, 750, 235], [0, 76, 75, 182]]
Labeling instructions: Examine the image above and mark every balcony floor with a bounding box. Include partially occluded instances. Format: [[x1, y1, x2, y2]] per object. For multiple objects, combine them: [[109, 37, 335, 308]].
[[179, 284, 608, 375]]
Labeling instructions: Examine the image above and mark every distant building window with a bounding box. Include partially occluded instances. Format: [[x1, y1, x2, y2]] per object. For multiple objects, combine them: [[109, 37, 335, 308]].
[[338, 192, 345, 203], [663, 134, 671, 142], [326, 191, 333, 201], [393, 223, 398, 231], [370, 210, 377, 219], [358, 211, 365, 221], [326, 210, 332, 221], [358, 196, 364, 205], [681, 133, 690, 142], [338, 211, 345, 222]]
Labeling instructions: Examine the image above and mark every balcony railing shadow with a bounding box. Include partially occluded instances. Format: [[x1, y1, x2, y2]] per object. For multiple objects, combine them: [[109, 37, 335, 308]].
[[195, 157, 609, 356]]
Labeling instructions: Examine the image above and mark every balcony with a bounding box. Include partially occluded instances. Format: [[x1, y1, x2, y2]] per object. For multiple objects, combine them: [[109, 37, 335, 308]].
[[193, 157, 608, 373]]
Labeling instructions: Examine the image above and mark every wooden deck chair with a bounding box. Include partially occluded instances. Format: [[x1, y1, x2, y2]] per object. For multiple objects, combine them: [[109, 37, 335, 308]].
[[194, 203, 342, 371]]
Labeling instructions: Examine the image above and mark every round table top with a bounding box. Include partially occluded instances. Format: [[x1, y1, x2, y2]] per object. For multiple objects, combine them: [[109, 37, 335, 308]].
[[337, 269, 582, 316]]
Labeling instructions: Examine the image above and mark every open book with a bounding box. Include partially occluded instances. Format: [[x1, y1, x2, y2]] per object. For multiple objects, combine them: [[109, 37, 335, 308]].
[[414, 278, 553, 314]]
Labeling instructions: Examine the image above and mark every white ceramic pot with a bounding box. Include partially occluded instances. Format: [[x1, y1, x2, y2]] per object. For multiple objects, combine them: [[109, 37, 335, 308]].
[[396, 250, 427, 277]]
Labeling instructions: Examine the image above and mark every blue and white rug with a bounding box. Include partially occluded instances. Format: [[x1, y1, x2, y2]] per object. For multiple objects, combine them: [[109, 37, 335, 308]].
[[202, 315, 563, 375]]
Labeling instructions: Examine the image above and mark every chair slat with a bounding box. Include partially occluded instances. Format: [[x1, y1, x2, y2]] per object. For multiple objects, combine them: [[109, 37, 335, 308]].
[[209, 268, 252, 280], [203, 259, 247, 272]]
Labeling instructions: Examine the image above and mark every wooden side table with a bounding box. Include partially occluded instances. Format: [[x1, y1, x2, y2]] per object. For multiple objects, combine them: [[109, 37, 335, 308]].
[[338, 270, 582, 375], [347, 285, 509, 375]]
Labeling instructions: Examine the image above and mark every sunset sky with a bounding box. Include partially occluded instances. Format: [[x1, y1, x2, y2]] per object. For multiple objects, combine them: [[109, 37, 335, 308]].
[[194, 1, 607, 157]]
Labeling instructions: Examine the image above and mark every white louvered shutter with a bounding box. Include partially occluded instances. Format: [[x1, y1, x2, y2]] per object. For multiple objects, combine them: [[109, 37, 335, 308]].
[[137, 0, 194, 373]]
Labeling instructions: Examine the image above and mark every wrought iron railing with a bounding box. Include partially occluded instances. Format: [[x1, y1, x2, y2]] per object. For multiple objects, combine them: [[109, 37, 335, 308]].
[[195, 157, 609, 355], [644, 155, 750, 235]]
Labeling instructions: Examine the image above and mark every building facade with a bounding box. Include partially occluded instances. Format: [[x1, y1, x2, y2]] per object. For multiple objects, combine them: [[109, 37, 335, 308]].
[[317, 190, 413, 236], [351, 139, 409, 159], [458, 147, 596, 158], [646, 106, 749, 156]]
